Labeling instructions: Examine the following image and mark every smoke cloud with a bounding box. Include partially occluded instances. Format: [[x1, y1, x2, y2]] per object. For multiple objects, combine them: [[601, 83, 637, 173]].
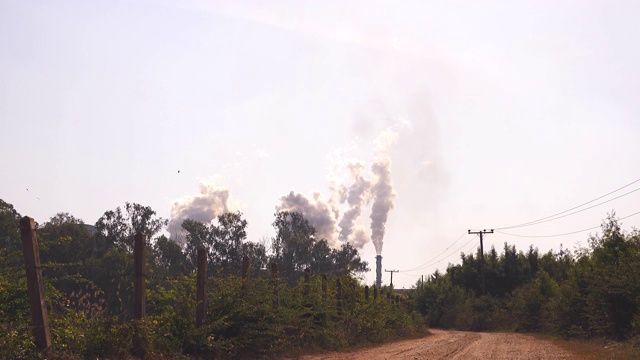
[[338, 161, 371, 247], [369, 126, 399, 255], [276, 191, 341, 247], [277, 125, 400, 253], [369, 158, 395, 254], [168, 178, 238, 241]]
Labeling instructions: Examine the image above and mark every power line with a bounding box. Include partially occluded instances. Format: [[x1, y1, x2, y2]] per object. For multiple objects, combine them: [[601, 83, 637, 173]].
[[400, 232, 469, 272], [399, 240, 484, 279], [496, 210, 640, 238], [494, 177, 640, 230], [495, 187, 640, 230], [400, 235, 477, 274]]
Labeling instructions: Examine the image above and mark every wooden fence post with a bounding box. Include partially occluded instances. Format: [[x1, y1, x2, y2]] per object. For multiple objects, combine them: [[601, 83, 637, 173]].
[[20, 216, 52, 354], [364, 285, 369, 302], [196, 248, 207, 328], [373, 285, 378, 300], [271, 263, 279, 310], [134, 232, 146, 320]]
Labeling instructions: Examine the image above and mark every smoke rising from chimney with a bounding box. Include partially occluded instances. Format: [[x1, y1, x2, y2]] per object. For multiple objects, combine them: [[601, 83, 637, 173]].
[[338, 161, 371, 248], [277, 125, 401, 252], [370, 158, 395, 255], [369, 127, 399, 255]]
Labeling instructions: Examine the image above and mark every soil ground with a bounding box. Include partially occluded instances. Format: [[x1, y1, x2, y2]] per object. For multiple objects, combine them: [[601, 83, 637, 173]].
[[296, 329, 579, 359]]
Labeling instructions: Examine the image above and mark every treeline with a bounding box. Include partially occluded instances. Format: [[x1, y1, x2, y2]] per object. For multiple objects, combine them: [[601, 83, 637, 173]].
[[0, 199, 422, 359], [413, 214, 640, 341]]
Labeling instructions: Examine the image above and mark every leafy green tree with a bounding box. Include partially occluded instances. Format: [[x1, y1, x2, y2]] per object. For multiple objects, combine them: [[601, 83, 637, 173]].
[[213, 211, 248, 275], [0, 198, 22, 257], [272, 211, 316, 282], [39, 213, 93, 264], [95, 202, 167, 252], [182, 211, 265, 275], [152, 235, 188, 278], [331, 242, 370, 277]]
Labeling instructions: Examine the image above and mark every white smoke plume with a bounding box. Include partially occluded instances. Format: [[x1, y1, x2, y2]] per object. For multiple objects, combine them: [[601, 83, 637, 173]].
[[277, 125, 401, 252], [277, 191, 341, 247], [338, 161, 371, 246], [369, 127, 399, 255], [168, 177, 238, 242]]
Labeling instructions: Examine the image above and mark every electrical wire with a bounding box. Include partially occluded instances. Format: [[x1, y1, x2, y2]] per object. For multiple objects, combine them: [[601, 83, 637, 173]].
[[401, 239, 483, 279], [399, 232, 468, 272], [495, 187, 640, 230], [401, 235, 477, 273], [494, 177, 640, 230], [496, 210, 640, 238]]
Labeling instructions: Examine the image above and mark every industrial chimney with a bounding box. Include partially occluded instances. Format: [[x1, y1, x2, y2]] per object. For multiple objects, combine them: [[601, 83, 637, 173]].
[[376, 255, 382, 288]]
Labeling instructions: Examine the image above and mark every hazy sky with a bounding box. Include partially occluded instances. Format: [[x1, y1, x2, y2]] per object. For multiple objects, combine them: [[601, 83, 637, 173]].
[[2, 1, 639, 288]]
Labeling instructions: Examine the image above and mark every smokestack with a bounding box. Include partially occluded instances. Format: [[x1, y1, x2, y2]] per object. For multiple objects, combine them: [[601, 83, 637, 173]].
[[376, 255, 382, 288]]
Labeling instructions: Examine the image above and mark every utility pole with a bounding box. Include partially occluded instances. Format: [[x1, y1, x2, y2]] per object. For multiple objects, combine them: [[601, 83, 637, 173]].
[[468, 229, 494, 295], [385, 269, 399, 287]]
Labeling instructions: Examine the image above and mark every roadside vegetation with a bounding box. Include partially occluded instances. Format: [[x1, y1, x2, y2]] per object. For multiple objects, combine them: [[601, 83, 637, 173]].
[[412, 213, 640, 355], [0, 199, 423, 359]]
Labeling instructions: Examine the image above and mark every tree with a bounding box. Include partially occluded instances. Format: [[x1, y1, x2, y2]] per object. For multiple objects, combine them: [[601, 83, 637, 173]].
[[182, 218, 212, 271], [272, 211, 316, 283], [152, 235, 187, 278], [182, 211, 262, 275], [0, 199, 22, 256], [213, 211, 248, 275], [95, 202, 167, 252], [331, 242, 369, 277], [39, 212, 93, 264], [271, 211, 369, 282]]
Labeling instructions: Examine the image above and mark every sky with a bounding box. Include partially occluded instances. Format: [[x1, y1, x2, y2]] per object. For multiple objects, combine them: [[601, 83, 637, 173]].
[[2, 0, 640, 288]]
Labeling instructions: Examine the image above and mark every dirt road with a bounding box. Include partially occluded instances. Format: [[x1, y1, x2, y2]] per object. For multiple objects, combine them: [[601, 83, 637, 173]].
[[298, 329, 577, 360]]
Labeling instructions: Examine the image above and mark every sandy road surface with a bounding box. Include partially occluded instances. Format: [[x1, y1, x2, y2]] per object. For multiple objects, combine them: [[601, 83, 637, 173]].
[[298, 329, 577, 360]]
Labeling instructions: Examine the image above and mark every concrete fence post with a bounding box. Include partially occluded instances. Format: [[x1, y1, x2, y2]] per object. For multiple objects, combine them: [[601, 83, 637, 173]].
[[20, 216, 52, 354]]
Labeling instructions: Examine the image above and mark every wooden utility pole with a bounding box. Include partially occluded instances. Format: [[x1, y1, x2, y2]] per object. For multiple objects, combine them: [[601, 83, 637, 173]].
[[385, 269, 399, 287], [20, 216, 52, 354], [468, 229, 494, 295]]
